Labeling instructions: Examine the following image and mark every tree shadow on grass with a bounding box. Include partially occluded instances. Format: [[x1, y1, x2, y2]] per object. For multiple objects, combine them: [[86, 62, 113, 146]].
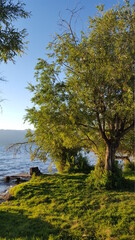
[[122, 178, 135, 192], [13, 174, 87, 200], [0, 210, 59, 239], [64, 174, 88, 181]]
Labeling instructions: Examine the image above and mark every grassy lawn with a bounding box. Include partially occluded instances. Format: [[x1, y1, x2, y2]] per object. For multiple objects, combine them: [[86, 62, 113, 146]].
[[0, 173, 135, 240]]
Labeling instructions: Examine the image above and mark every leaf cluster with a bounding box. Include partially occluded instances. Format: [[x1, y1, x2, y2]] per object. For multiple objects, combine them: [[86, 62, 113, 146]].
[[0, 0, 30, 62]]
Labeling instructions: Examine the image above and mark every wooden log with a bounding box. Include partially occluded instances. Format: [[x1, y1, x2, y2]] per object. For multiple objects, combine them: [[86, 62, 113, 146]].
[[4, 167, 42, 184], [4, 176, 10, 183], [4, 173, 31, 183], [30, 167, 41, 176]]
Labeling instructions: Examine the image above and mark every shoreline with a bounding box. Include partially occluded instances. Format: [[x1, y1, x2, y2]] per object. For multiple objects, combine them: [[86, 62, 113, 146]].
[[0, 172, 32, 204], [0, 187, 12, 204], [0, 168, 43, 203]]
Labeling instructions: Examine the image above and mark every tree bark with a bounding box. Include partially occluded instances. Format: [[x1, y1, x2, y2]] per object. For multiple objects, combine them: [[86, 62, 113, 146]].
[[105, 143, 117, 171]]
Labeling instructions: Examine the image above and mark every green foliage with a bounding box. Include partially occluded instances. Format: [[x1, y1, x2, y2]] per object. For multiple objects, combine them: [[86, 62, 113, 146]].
[[0, 173, 135, 239], [86, 167, 108, 190], [0, 0, 30, 62], [118, 130, 134, 159], [51, 147, 92, 174], [62, 152, 93, 174], [26, 1, 134, 174], [86, 164, 124, 190], [54, 147, 80, 173], [69, 153, 94, 174], [123, 160, 135, 174]]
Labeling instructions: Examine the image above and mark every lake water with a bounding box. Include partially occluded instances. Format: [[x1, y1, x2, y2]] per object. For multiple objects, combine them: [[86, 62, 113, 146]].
[[0, 146, 97, 193], [0, 146, 56, 193]]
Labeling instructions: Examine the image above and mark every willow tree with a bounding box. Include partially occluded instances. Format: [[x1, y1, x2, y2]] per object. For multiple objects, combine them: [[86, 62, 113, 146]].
[[0, 0, 30, 63], [25, 61, 86, 172], [26, 1, 134, 173]]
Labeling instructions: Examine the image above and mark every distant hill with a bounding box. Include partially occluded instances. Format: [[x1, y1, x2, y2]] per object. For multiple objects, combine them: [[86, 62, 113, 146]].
[[0, 130, 28, 146]]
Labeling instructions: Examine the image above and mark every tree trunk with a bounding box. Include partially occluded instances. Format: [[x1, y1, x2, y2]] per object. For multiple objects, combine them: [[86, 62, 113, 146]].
[[105, 143, 117, 171]]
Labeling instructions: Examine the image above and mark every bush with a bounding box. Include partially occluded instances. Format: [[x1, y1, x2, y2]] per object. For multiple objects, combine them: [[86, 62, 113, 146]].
[[86, 164, 124, 190], [67, 153, 94, 174], [123, 160, 135, 174], [55, 149, 93, 174], [54, 147, 79, 173]]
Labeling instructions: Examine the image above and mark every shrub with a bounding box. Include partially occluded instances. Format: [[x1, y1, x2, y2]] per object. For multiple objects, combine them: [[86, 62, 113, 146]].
[[67, 153, 94, 174], [86, 163, 124, 190], [55, 149, 93, 174], [123, 160, 135, 173]]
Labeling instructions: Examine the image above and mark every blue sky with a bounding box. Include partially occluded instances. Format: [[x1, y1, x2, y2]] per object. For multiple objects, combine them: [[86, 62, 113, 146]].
[[0, 0, 133, 130]]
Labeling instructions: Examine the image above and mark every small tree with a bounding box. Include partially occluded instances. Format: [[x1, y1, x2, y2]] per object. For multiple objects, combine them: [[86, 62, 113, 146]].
[[26, 1, 134, 174], [25, 61, 87, 172]]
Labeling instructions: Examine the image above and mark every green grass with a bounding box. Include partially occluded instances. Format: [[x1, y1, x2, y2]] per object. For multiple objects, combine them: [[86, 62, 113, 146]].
[[0, 173, 135, 239]]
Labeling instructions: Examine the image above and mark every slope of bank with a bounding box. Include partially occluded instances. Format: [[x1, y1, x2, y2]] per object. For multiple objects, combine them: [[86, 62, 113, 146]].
[[0, 173, 134, 239]]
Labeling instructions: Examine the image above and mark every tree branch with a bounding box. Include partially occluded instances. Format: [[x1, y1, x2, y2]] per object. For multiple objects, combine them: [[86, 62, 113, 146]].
[[77, 122, 88, 128], [84, 133, 99, 151], [115, 155, 131, 162], [7, 140, 35, 154], [119, 122, 134, 138], [96, 111, 108, 143]]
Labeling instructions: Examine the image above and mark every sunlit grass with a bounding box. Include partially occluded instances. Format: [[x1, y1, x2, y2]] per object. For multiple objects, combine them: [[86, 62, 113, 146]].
[[0, 173, 134, 239]]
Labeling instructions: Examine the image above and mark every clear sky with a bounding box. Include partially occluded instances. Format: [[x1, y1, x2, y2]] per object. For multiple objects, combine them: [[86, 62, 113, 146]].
[[0, 0, 133, 130]]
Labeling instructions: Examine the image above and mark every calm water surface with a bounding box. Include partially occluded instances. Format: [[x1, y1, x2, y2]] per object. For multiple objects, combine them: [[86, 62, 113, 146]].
[[0, 146, 97, 193], [0, 146, 56, 193]]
